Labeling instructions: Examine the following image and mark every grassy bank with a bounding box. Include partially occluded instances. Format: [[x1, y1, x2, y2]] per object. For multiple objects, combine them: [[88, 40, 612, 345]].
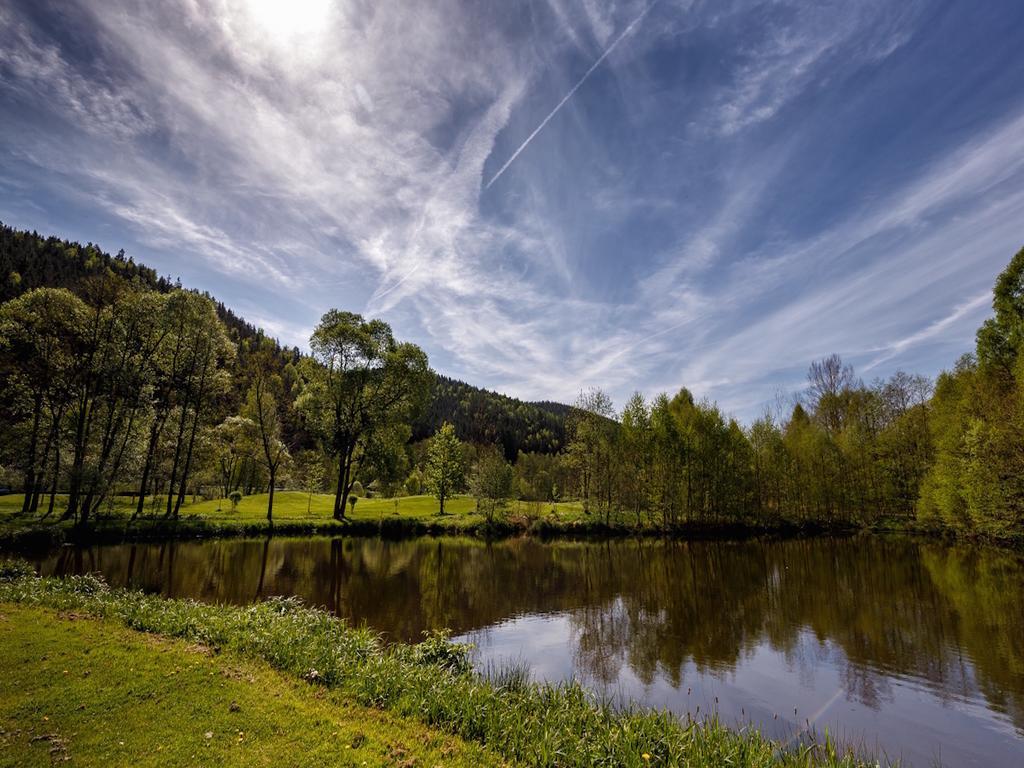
[[0, 605, 504, 767], [0, 564, 880, 767], [0, 491, 863, 549]]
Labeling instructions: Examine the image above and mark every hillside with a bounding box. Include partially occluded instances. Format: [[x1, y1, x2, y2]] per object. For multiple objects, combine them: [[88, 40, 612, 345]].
[[0, 222, 567, 456]]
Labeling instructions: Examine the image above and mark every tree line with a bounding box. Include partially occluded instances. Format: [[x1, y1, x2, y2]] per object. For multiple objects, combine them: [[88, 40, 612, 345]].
[[1, 223, 568, 460], [1, 221, 1022, 540], [418, 246, 1024, 540]]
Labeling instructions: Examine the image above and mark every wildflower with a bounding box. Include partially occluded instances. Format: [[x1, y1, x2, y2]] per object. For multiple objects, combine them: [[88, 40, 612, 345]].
[[642, 754, 651, 761]]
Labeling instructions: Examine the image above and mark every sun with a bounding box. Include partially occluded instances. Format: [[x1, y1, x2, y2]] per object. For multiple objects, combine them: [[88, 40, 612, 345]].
[[241, 0, 332, 43]]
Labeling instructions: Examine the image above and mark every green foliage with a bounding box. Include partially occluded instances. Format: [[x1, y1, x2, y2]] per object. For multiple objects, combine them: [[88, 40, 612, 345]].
[[424, 423, 465, 515], [300, 310, 431, 520], [916, 248, 1024, 539], [406, 629, 473, 675], [404, 469, 423, 496], [1, 223, 1022, 542], [468, 448, 515, 523], [0, 558, 34, 581], [414, 375, 566, 458]]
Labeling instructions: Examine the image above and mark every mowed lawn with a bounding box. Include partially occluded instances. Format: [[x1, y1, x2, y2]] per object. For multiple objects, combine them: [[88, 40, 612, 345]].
[[0, 491, 588, 529], [0, 606, 506, 768]]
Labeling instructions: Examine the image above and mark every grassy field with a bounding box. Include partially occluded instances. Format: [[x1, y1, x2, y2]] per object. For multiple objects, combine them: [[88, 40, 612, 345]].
[[0, 605, 505, 767], [0, 491, 595, 547], [0, 490, 586, 522], [0, 490, 867, 549], [0, 566, 879, 768]]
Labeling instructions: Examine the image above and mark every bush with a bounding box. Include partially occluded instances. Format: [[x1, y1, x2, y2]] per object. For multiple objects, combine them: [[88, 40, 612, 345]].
[[228, 490, 243, 511], [0, 559, 34, 582], [407, 629, 472, 675], [404, 471, 423, 496]]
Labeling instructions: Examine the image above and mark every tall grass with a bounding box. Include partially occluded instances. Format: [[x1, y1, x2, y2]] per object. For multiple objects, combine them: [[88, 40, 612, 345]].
[[0, 566, 887, 767]]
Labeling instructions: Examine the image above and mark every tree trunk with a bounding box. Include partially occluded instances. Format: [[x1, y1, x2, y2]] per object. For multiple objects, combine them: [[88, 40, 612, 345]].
[[333, 457, 346, 520], [333, 442, 355, 521], [63, 393, 92, 523], [42, 435, 62, 520], [266, 469, 276, 523], [20, 392, 44, 515], [164, 405, 190, 519], [135, 413, 165, 520], [173, 404, 203, 519], [32, 404, 60, 514]]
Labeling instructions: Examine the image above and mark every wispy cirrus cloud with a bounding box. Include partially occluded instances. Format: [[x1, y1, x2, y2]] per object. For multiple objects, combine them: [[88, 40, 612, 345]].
[[1, 0, 1022, 418]]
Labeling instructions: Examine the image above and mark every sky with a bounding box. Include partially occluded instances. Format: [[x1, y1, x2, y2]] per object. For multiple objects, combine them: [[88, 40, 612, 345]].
[[2, 0, 1024, 420]]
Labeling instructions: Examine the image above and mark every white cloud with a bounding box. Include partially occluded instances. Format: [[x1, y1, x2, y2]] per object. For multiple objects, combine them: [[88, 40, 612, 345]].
[[2, 0, 1021, 418], [710, 1, 921, 136], [0, 8, 154, 140]]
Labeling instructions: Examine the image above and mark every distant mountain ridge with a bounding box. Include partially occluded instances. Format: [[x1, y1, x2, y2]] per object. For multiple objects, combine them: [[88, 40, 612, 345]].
[[0, 222, 567, 456]]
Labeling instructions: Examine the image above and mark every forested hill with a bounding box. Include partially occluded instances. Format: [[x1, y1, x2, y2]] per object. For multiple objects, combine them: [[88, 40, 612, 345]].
[[0, 224, 302, 361], [0, 222, 567, 455], [412, 376, 565, 457]]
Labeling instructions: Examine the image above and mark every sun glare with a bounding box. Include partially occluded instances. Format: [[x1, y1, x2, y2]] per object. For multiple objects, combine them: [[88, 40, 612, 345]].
[[241, 0, 332, 43]]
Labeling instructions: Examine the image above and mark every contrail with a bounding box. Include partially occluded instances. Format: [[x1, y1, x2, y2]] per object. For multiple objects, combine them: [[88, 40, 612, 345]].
[[484, 1, 658, 190]]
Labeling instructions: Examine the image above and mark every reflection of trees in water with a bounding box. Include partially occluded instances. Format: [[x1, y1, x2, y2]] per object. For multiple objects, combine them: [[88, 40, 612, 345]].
[[40, 535, 1024, 730]]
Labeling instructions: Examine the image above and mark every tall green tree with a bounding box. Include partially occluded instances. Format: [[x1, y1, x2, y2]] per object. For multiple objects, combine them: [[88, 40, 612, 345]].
[[566, 389, 616, 519], [0, 288, 86, 515], [424, 422, 464, 515], [159, 291, 234, 520], [299, 310, 431, 520], [919, 246, 1024, 537], [619, 393, 653, 526], [243, 344, 290, 522]]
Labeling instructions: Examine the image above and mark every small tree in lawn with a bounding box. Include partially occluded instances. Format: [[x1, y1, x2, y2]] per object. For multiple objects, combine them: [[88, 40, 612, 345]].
[[425, 422, 464, 515], [470, 448, 515, 523], [296, 450, 325, 515], [243, 359, 290, 524]]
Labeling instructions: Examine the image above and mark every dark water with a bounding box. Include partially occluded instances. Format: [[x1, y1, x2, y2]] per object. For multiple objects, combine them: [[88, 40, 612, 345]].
[[29, 535, 1024, 767]]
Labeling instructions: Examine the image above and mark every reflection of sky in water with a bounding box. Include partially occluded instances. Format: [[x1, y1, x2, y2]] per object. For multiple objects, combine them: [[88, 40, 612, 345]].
[[34, 536, 1024, 768], [458, 612, 1023, 768]]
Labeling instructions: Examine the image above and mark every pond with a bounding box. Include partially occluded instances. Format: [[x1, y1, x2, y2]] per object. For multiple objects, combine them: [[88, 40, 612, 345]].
[[26, 535, 1024, 767]]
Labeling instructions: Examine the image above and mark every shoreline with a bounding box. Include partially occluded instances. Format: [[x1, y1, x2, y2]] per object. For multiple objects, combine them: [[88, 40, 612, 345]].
[[0, 565, 882, 768], [0, 509, 1014, 552], [1, 511, 869, 550]]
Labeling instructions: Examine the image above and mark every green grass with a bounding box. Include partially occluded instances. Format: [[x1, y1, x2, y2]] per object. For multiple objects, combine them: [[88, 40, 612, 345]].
[[181, 492, 588, 526], [0, 565, 885, 768], [0, 491, 596, 547], [0, 490, 586, 523], [0, 489, 875, 549], [0, 605, 506, 767]]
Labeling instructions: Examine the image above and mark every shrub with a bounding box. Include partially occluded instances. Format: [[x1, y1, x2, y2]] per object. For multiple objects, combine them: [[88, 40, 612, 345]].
[[0, 559, 34, 582]]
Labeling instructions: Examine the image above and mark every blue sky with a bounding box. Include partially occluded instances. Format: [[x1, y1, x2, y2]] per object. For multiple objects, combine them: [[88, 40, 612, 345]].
[[2, 0, 1024, 419]]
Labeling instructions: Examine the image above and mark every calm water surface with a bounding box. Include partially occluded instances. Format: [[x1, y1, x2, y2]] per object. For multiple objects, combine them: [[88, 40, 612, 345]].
[[30, 535, 1024, 767]]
